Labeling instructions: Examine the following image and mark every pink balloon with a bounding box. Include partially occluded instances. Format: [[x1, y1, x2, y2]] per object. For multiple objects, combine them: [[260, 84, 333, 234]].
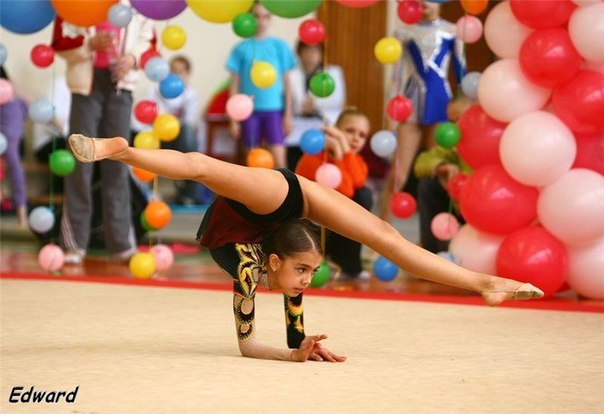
[[38, 243, 65, 272], [150, 244, 174, 272], [226, 94, 253, 121], [431, 212, 460, 241], [0, 79, 14, 105], [477, 59, 551, 123], [566, 237, 604, 299], [449, 224, 505, 274], [568, 2, 604, 62], [573, 132, 604, 174], [484, 1, 533, 59], [315, 163, 342, 189], [510, 0, 576, 29], [456, 104, 507, 169], [538, 168, 604, 246], [456, 16, 483, 44]]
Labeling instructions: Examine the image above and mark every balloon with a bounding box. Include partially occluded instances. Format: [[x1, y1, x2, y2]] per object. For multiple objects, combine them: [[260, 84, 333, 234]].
[[134, 100, 158, 124], [250, 61, 277, 89], [38, 243, 65, 272], [133, 167, 157, 183], [309, 72, 335, 98], [150, 244, 174, 272], [336, 0, 379, 7], [28, 206, 55, 234], [140, 213, 159, 232], [52, 0, 117, 27], [232, 13, 257, 38], [447, 173, 469, 202], [386, 96, 413, 122], [140, 48, 161, 70], [30, 44, 54, 68], [0, 0, 55, 34], [449, 224, 505, 274], [500, 111, 577, 187], [315, 163, 342, 189], [538, 169, 604, 246], [145, 200, 172, 229], [28, 99, 54, 123], [247, 148, 275, 169], [144, 57, 170, 82], [459, 165, 539, 235], [435, 122, 461, 148], [108, 3, 133, 27], [131, 0, 186, 20], [509, 0, 576, 29], [484, 1, 532, 59], [159, 74, 185, 99], [133, 131, 160, 149], [0, 79, 14, 105], [573, 132, 604, 175], [299, 19, 325, 46], [519, 28, 582, 89], [226, 94, 254, 121], [568, 3, 604, 62], [311, 261, 331, 287], [129, 252, 155, 279], [397, 0, 423, 24], [153, 114, 180, 142], [300, 129, 326, 155], [456, 104, 506, 169], [260, 0, 322, 18], [552, 70, 604, 135], [370, 130, 397, 157], [460, 71, 481, 99], [373, 257, 398, 282], [431, 212, 460, 241], [437, 251, 459, 264], [374, 37, 402, 64], [566, 237, 604, 300], [0, 133, 6, 155], [0, 44, 6, 66], [49, 149, 76, 176], [188, 0, 253, 23], [456, 16, 483, 44], [162, 25, 186, 50], [390, 192, 417, 219], [461, 0, 489, 15], [477, 59, 551, 122]]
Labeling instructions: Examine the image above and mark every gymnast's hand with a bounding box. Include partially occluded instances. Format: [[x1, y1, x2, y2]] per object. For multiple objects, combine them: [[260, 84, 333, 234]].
[[291, 334, 346, 363]]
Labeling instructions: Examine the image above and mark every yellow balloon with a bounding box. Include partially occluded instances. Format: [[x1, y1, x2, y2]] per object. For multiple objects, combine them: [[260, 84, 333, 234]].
[[153, 114, 180, 142], [129, 252, 156, 279], [251, 61, 277, 89], [162, 25, 187, 50], [133, 131, 160, 149], [374, 37, 402, 64], [187, 0, 253, 23]]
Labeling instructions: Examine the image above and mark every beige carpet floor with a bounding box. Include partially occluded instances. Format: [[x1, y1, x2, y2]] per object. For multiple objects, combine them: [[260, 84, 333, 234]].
[[1, 279, 603, 414]]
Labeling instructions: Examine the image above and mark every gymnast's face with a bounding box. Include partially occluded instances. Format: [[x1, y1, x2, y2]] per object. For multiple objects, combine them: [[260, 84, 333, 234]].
[[267, 250, 323, 297]]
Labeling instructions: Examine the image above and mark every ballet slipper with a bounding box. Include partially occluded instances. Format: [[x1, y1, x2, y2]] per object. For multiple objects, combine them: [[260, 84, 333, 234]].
[[68, 134, 127, 163], [481, 283, 544, 306]]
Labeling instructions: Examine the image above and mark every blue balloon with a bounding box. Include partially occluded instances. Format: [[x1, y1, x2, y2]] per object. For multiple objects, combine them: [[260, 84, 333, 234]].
[[29, 99, 55, 123], [437, 251, 459, 264], [0, 44, 7, 66], [159, 74, 184, 99], [300, 128, 326, 155], [108, 4, 133, 28], [144, 57, 170, 82], [373, 257, 398, 282], [0, 0, 55, 34]]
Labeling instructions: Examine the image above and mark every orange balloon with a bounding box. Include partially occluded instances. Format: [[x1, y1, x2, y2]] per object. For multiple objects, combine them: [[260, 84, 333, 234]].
[[144, 200, 172, 229], [247, 148, 275, 169], [52, 0, 118, 27], [133, 167, 157, 183], [461, 0, 489, 15]]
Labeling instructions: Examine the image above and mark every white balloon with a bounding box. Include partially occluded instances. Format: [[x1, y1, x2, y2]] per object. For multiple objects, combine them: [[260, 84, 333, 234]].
[[370, 130, 397, 158], [449, 224, 505, 274], [484, 1, 533, 59], [569, 3, 604, 62], [566, 237, 604, 300], [0, 132, 7, 155]]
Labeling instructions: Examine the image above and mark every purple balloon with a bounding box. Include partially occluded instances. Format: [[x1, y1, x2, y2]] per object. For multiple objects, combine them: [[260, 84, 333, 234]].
[[131, 0, 187, 20]]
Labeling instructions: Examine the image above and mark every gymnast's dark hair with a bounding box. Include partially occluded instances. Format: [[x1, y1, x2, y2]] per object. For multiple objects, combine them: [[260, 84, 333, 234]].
[[262, 219, 322, 258]]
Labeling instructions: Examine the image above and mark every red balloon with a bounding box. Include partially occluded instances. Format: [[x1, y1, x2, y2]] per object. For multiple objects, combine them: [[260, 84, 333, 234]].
[[456, 104, 507, 169], [134, 100, 158, 125], [390, 192, 417, 219], [509, 0, 576, 29], [459, 165, 539, 235], [519, 28, 582, 89], [298, 19, 325, 46], [397, 0, 422, 24], [386, 96, 413, 122], [30, 44, 54, 68], [573, 132, 604, 175], [336, 0, 380, 8], [552, 70, 604, 135], [496, 226, 569, 297], [447, 173, 469, 202], [140, 48, 161, 70]]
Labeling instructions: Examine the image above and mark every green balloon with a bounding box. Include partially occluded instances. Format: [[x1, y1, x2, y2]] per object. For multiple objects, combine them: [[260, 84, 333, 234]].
[[232, 13, 257, 38], [435, 122, 461, 149], [310, 261, 331, 288], [49, 149, 76, 176], [260, 0, 322, 18], [309, 72, 335, 98]]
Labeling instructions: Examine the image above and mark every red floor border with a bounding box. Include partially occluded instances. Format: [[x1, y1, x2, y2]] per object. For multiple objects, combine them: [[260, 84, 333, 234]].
[[2, 272, 602, 313]]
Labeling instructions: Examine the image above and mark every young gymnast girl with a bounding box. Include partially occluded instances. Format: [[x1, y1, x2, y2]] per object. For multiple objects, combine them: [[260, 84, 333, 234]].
[[68, 133, 544, 363]]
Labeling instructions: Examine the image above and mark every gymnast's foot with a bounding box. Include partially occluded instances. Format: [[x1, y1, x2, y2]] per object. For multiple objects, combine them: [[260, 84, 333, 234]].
[[69, 134, 129, 163], [481, 281, 544, 306]]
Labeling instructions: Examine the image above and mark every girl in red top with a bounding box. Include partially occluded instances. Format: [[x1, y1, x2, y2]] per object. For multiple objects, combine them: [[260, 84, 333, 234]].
[[67, 133, 544, 363], [295, 108, 373, 279]]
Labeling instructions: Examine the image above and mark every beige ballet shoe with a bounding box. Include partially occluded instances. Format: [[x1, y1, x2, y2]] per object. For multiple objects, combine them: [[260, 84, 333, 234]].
[[482, 283, 544, 306], [69, 134, 127, 162]]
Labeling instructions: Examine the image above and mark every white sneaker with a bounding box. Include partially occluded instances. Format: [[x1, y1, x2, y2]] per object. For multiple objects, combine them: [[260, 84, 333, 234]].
[[111, 247, 138, 263], [64, 249, 85, 265]]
